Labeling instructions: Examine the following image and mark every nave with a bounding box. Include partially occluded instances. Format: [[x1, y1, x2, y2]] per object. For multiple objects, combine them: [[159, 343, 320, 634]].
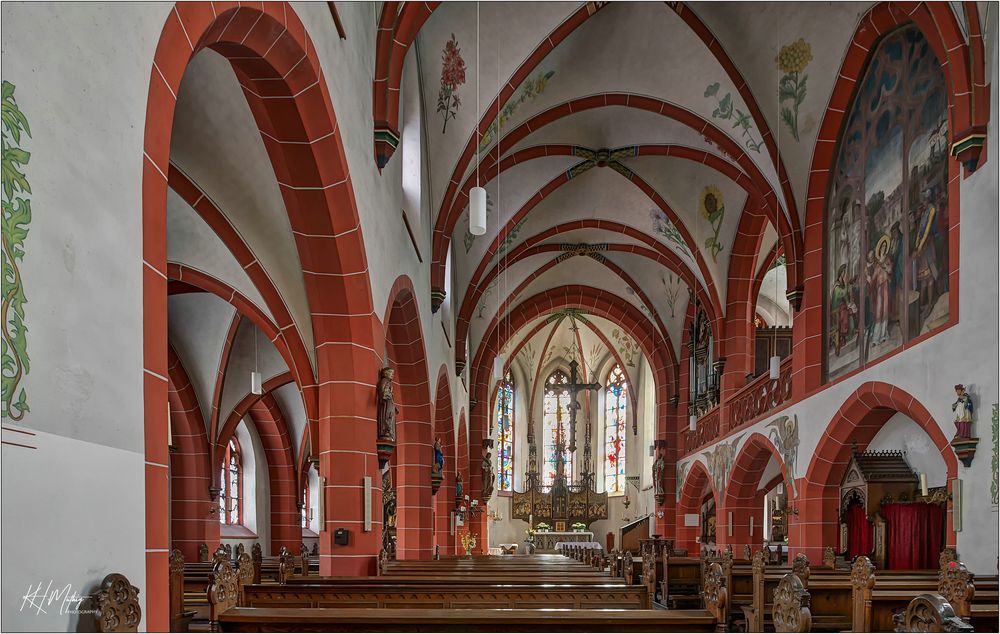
[[0, 1, 997, 633]]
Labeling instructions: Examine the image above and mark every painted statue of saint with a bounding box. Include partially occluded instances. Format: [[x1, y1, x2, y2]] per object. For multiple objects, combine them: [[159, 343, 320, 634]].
[[455, 472, 464, 501], [377, 367, 397, 441], [433, 437, 444, 477], [952, 384, 974, 439]]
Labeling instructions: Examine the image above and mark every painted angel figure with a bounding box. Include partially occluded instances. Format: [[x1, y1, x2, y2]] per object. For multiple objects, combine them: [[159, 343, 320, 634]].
[[952, 384, 974, 439]]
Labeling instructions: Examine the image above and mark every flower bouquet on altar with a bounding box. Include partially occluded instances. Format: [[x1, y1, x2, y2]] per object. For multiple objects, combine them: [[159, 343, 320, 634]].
[[535, 522, 551, 533], [571, 522, 587, 533]]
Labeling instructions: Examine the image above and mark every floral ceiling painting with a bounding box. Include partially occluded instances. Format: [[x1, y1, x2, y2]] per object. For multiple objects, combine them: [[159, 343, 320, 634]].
[[437, 33, 466, 134]]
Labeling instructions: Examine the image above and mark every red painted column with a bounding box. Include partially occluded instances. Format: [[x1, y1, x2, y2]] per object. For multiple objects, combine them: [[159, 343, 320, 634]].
[[434, 435, 456, 555]]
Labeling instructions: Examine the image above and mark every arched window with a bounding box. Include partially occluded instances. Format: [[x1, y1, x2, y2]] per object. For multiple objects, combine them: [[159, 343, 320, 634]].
[[604, 364, 628, 495], [496, 370, 515, 493], [301, 481, 310, 529], [219, 438, 242, 525], [825, 25, 949, 380], [542, 370, 573, 490]]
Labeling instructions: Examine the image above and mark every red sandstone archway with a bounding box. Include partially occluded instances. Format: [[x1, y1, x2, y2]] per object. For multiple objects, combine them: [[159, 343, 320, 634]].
[[146, 7, 381, 614], [433, 366, 457, 556], [798, 381, 958, 563], [383, 276, 433, 560], [470, 285, 678, 542], [167, 346, 217, 562], [722, 433, 793, 555], [676, 460, 719, 554]]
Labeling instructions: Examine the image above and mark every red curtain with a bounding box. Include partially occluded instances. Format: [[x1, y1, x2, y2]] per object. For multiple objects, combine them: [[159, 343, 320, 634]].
[[881, 503, 943, 569], [845, 503, 873, 559]]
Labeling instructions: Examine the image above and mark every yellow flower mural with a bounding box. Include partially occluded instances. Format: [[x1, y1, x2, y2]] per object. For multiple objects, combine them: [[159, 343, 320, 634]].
[[776, 38, 813, 142]]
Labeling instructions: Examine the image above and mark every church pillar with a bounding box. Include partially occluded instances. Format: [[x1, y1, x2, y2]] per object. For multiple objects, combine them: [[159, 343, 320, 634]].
[[316, 362, 382, 576], [435, 433, 457, 555]]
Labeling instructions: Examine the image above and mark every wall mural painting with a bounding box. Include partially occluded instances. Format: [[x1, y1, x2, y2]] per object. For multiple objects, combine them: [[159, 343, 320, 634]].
[[476, 277, 497, 319], [992, 403, 998, 507], [699, 185, 725, 263], [676, 460, 691, 502], [824, 26, 949, 380], [2, 80, 32, 421], [702, 434, 744, 495], [662, 273, 683, 318], [437, 33, 467, 134], [776, 38, 813, 142], [704, 82, 764, 153], [766, 415, 799, 495], [624, 287, 654, 321], [610, 328, 638, 367], [492, 218, 527, 262], [649, 208, 692, 258], [478, 70, 554, 154]]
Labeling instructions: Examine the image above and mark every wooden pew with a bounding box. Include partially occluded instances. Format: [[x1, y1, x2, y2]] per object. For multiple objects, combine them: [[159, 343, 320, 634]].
[[169, 550, 196, 633], [92, 573, 142, 633], [215, 607, 718, 632], [893, 593, 973, 632], [661, 547, 702, 610], [242, 581, 651, 609]]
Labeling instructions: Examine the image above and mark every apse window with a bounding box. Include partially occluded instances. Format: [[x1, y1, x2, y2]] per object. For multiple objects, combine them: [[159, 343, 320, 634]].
[[603, 364, 628, 495]]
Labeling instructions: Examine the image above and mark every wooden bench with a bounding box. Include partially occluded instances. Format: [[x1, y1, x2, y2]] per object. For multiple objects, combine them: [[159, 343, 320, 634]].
[[215, 607, 718, 632], [242, 581, 651, 609], [890, 559, 999, 633]]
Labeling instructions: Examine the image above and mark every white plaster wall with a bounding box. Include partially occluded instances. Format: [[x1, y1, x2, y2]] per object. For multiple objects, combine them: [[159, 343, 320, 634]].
[[1, 427, 146, 632], [869, 413, 948, 488], [218, 320, 288, 430], [0, 3, 173, 628], [270, 383, 308, 466]]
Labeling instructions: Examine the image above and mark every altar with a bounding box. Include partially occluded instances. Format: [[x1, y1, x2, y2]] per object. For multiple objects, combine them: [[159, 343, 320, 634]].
[[533, 531, 594, 553]]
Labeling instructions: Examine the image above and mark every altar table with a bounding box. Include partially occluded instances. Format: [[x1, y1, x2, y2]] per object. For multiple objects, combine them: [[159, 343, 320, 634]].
[[554, 541, 603, 553], [532, 531, 594, 553]]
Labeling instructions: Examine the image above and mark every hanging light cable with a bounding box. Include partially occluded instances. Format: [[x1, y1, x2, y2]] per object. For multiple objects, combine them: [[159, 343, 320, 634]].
[[493, 36, 505, 380], [469, 3, 487, 236], [769, 14, 782, 381]]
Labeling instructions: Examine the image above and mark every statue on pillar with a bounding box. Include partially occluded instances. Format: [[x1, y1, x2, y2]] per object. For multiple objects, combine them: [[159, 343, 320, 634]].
[[377, 367, 397, 441], [455, 471, 464, 503], [482, 450, 494, 501], [433, 437, 445, 477], [652, 443, 667, 505], [952, 384, 973, 439]]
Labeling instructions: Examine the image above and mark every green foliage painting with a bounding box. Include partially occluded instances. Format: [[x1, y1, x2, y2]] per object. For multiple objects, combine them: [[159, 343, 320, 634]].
[[1, 80, 32, 421], [704, 82, 763, 153]]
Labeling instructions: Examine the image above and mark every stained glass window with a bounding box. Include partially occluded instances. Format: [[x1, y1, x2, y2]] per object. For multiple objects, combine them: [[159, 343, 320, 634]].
[[825, 25, 949, 380], [496, 370, 515, 493], [604, 364, 628, 494], [219, 438, 242, 525], [542, 370, 573, 490]]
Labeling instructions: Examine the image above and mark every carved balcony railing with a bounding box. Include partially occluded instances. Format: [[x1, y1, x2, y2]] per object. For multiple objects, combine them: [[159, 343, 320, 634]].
[[683, 407, 720, 454], [729, 356, 793, 429]]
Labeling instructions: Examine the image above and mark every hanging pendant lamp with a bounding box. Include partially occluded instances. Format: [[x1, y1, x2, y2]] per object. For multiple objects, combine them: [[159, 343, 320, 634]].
[[470, 186, 487, 235]]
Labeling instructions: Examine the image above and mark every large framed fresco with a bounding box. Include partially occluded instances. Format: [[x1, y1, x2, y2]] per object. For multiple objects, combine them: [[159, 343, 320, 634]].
[[824, 25, 950, 380]]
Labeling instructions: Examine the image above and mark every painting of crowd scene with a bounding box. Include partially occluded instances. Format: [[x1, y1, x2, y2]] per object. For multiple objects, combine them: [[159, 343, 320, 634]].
[[825, 25, 950, 380]]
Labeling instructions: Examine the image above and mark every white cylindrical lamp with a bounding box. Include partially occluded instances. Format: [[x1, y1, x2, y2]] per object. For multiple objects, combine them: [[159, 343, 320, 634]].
[[469, 186, 487, 235]]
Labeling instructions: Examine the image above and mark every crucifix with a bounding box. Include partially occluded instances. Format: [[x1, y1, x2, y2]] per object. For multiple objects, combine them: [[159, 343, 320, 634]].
[[557, 359, 601, 481]]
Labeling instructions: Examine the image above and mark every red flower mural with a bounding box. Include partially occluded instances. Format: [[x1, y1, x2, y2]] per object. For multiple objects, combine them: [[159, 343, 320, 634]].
[[437, 33, 466, 133]]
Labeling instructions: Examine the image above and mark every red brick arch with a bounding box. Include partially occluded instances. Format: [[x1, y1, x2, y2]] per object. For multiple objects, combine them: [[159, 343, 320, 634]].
[[433, 365, 457, 556], [432, 95, 803, 307], [245, 394, 301, 556], [469, 285, 678, 542], [167, 346, 217, 562], [721, 433, 793, 555], [795, 3, 975, 394], [455, 218, 721, 365], [676, 460, 718, 553], [383, 275, 434, 560], [145, 4, 382, 601], [797, 381, 957, 563]]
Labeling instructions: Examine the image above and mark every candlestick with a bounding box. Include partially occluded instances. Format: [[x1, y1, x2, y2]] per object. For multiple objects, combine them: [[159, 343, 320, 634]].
[[920, 473, 928, 497]]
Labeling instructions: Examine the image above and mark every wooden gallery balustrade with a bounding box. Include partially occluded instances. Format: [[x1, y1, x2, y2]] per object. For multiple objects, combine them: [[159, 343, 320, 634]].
[[683, 357, 793, 454]]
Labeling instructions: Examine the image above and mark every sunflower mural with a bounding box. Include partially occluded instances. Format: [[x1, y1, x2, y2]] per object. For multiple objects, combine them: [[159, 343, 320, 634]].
[[699, 185, 725, 263], [776, 38, 812, 142]]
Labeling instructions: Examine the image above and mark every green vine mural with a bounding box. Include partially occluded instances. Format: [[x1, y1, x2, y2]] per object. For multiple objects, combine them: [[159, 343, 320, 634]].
[[2, 80, 32, 421], [991, 403, 998, 506]]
